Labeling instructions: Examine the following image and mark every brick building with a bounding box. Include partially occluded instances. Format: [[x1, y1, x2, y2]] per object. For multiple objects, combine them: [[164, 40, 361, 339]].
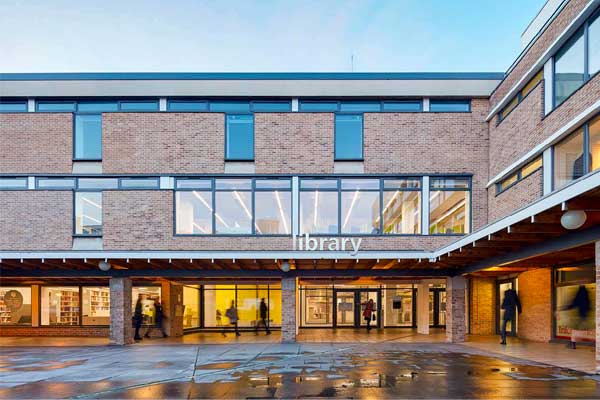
[[0, 0, 599, 370]]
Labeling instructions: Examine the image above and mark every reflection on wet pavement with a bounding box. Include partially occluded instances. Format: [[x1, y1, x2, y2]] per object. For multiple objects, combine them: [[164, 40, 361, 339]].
[[0, 343, 598, 399]]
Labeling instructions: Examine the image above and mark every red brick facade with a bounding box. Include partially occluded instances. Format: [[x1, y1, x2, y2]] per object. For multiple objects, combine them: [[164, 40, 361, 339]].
[[488, 169, 543, 222], [469, 277, 496, 335], [0, 326, 109, 337], [517, 268, 553, 342]]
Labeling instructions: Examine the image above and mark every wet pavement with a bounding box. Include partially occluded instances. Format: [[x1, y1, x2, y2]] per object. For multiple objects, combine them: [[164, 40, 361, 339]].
[[0, 342, 599, 399]]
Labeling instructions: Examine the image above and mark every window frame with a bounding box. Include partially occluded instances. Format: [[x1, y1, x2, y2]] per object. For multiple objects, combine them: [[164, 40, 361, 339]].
[[495, 157, 543, 195], [429, 99, 471, 113], [0, 177, 28, 190], [0, 285, 33, 326], [73, 112, 103, 161], [497, 70, 543, 124], [224, 113, 255, 161], [73, 191, 103, 237], [0, 100, 28, 113], [428, 177, 472, 236], [334, 113, 364, 161]]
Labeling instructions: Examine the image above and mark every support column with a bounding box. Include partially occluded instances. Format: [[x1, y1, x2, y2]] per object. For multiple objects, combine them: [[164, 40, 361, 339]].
[[162, 281, 184, 337], [281, 276, 297, 342], [417, 283, 429, 335], [446, 276, 467, 343], [595, 241, 600, 374], [31, 285, 40, 327], [109, 277, 133, 345]]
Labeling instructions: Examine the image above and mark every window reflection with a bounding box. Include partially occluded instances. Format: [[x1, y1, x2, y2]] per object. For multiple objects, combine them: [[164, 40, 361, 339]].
[[255, 191, 291, 234], [41, 287, 80, 326], [300, 191, 338, 234], [554, 128, 585, 190], [382, 191, 421, 234], [341, 190, 379, 234], [554, 28, 585, 106], [176, 191, 213, 234], [429, 190, 470, 234], [183, 285, 200, 329], [215, 191, 252, 234], [75, 192, 102, 235], [0, 287, 32, 325], [589, 116, 600, 172]]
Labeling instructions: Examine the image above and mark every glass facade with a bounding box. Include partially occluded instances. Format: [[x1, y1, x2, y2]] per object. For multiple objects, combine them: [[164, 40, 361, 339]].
[[74, 192, 103, 235], [554, 28, 585, 107], [554, 264, 595, 341], [0, 287, 32, 325], [41, 287, 80, 326], [132, 287, 162, 325], [429, 178, 470, 234], [183, 285, 201, 329], [82, 287, 110, 325]]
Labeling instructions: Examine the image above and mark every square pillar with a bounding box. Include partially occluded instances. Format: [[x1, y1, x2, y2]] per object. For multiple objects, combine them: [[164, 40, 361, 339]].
[[162, 281, 183, 337], [596, 241, 600, 373], [281, 277, 297, 342], [110, 277, 133, 345], [417, 283, 429, 335], [446, 276, 467, 343]]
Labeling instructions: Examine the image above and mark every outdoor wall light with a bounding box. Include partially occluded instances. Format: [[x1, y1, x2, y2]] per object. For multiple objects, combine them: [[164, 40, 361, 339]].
[[560, 210, 587, 230], [280, 260, 291, 272], [98, 260, 112, 271]]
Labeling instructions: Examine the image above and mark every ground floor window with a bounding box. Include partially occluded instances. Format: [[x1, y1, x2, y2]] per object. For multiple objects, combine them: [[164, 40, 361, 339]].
[[301, 287, 333, 327], [203, 284, 281, 329], [41, 287, 80, 325], [82, 287, 110, 325], [183, 285, 201, 329], [554, 264, 596, 342], [132, 286, 162, 325], [383, 286, 414, 326], [0, 287, 32, 325]]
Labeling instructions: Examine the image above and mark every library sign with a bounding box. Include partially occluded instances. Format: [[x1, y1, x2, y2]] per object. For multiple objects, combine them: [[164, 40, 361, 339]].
[[293, 233, 362, 256]]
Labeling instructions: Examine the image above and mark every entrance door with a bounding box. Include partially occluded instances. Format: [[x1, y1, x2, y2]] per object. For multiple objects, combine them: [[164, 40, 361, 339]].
[[429, 288, 446, 327], [333, 289, 381, 328], [497, 279, 517, 336]]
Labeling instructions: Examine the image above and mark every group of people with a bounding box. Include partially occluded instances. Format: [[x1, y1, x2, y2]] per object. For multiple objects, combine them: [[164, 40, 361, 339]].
[[217, 298, 271, 337], [133, 295, 167, 341]]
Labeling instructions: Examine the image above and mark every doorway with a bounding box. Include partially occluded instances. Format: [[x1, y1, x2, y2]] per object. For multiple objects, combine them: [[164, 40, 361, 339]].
[[496, 279, 517, 336], [429, 288, 446, 327], [333, 289, 381, 328]]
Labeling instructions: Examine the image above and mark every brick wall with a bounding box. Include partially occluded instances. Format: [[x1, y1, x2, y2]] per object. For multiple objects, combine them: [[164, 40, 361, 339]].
[[490, 0, 590, 107], [364, 99, 489, 231], [102, 113, 225, 174], [469, 277, 496, 335], [488, 169, 543, 223], [0, 113, 73, 174], [0, 326, 109, 337], [281, 277, 297, 342], [517, 268, 552, 342], [446, 276, 467, 343], [255, 113, 334, 173], [0, 191, 72, 250], [102, 190, 457, 251]]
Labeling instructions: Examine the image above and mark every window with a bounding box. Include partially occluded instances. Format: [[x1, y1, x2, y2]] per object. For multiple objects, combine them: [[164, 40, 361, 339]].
[[0, 101, 27, 112], [132, 287, 162, 325], [78, 178, 118, 189], [254, 179, 292, 235], [553, 115, 600, 189], [382, 101, 422, 112], [299, 102, 339, 112], [176, 190, 213, 234], [339, 102, 380, 112], [299, 100, 422, 113], [74, 114, 102, 160], [77, 102, 119, 112], [589, 11, 600, 76], [251, 101, 291, 112], [41, 287, 80, 325], [215, 179, 253, 234], [384, 285, 414, 327], [82, 287, 110, 325], [167, 101, 209, 112], [381, 179, 421, 234], [225, 115, 254, 160], [300, 287, 333, 327], [496, 157, 542, 194], [335, 114, 363, 160], [75, 192, 102, 236], [37, 101, 76, 112], [37, 178, 77, 190], [554, 264, 595, 341], [183, 285, 201, 329], [119, 177, 160, 189], [554, 28, 585, 107], [498, 70, 543, 122], [429, 100, 470, 112], [118, 101, 159, 111], [341, 179, 380, 234], [429, 178, 470, 234], [211, 101, 251, 113], [0, 287, 32, 325], [0, 177, 28, 189], [300, 179, 339, 234]]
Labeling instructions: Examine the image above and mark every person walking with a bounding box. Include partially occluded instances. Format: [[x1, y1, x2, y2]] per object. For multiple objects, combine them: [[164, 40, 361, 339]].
[[362, 298, 375, 332], [225, 300, 241, 337], [145, 299, 168, 338], [133, 294, 144, 341], [255, 298, 271, 335], [560, 285, 591, 349], [500, 288, 521, 345]]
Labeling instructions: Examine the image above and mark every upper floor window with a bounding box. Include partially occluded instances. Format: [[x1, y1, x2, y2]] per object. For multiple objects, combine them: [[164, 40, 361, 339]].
[[496, 157, 542, 194], [429, 178, 470, 235], [0, 177, 28, 190], [554, 9, 600, 107], [299, 100, 422, 113], [553, 114, 600, 190], [74, 114, 102, 160], [225, 115, 254, 160], [36, 100, 159, 113], [498, 70, 543, 122], [74, 192, 102, 236], [429, 100, 470, 112], [0, 101, 27, 113], [335, 114, 363, 160]]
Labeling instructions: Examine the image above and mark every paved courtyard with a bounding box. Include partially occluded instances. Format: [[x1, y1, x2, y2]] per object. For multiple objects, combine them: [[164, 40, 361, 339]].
[[1, 341, 599, 399]]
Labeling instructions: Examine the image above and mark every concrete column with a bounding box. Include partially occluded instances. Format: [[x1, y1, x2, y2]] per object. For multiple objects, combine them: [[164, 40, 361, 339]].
[[417, 283, 429, 334], [281, 276, 297, 342], [109, 277, 133, 345], [595, 241, 600, 374], [446, 276, 467, 343], [162, 281, 184, 337]]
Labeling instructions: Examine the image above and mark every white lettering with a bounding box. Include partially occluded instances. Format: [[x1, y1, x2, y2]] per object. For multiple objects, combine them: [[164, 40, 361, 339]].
[[350, 238, 362, 256], [319, 238, 326, 251], [292, 234, 361, 255], [306, 233, 318, 251], [341, 238, 350, 251], [328, 238, 340, 251]]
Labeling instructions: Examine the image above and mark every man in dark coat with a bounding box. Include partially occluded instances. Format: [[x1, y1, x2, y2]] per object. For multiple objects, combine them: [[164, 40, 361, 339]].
[[561, 285, 591, 349], [255, 298, 271, 335], [145, 299, 168, 338], [133, 295, 144, 341], [500, 288, 522, 345]]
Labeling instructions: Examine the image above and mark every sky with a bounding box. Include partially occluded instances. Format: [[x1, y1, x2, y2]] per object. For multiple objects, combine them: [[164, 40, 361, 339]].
[[0, 0, 547, 73]]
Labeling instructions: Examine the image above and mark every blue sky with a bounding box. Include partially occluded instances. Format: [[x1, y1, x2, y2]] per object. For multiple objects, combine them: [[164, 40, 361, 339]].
[[0, 0, 546, 73]]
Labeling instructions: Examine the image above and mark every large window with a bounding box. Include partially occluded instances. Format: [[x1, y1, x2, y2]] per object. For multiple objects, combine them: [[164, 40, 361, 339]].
[[429, 178, 470, 234], [300, 179, 339, 234], [132, 287, 162, 326], [0, 287, 32, 325], [300, 287, 333, 327], [183, 285, 201, 329], [554, 264, 595, 341], [381, 179, 421, 234], [335, 114, 363, 160], [82, 287, 110, 325], [175, 178, 292, 235], [74, 114, 102, 160], [554, 10, 600, 107], [341, 179, 379, 234], [41, 287, 80, 326], [553, 115, 599, 190], [74, 192, 102, 236], [226, 115, 254, 160], [383, 285, 414, 327]]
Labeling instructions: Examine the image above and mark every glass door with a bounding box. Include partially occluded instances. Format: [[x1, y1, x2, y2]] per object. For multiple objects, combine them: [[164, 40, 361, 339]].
[[358, 290, 380, 329], [429, 288, 446, 327], [335, 291, 355, 326], [497, 279, 517, 336]]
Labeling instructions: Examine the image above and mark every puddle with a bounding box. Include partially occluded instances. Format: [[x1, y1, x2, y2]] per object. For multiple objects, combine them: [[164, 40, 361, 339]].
[[3, 359, 87, 372], [196, 361, 241, 369]]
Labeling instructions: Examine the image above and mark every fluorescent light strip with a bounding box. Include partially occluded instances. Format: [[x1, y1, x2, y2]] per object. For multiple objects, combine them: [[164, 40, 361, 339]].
[[82, 214, 101, 224], [192, 222, 208, 234], [342, 190, 360, 229], [275, 190, 290, 234], [192, 190, 229, 229], [234, 190, 260, 233], [82, 197, 101, 208], [375, 190, 401, 224], [313, 190, 319, 227], [430, 199, 465, 226]]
